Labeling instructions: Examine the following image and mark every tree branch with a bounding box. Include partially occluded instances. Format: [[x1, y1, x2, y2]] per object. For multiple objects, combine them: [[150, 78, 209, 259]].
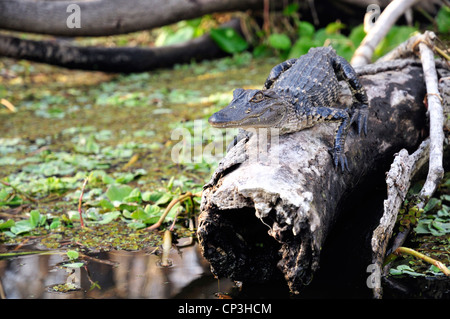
[[351, 0, 420, 67], [0, 19, 242, 73], [0, 0, 270, 37]]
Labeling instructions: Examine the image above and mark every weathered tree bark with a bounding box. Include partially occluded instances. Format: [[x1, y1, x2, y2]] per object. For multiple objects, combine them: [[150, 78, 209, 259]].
[[0, 0, 272, 37], [197, 59, 449, 294], [0, 19, 241, 73], [0, 0, 439, 37]]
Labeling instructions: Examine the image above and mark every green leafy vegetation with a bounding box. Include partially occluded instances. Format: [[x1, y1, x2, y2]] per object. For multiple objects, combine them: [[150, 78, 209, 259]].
[[0, 47, 273, 252], [388, 173, 450, 278], [210, 27, 249, 54], [258, 20, 419, 61]]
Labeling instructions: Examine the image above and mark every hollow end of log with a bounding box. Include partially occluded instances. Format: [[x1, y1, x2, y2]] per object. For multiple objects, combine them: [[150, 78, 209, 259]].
[[198, 205, 284, 284]]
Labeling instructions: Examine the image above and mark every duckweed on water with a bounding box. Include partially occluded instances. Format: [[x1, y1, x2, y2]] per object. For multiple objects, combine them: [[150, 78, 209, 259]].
[[0, 52, 274, 253]]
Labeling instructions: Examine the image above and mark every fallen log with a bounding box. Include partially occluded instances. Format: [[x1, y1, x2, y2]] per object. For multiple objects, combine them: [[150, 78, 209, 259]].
[[0, 0, 271, 37], [0, 19, 241, 73], [197, 58, 449, 294]]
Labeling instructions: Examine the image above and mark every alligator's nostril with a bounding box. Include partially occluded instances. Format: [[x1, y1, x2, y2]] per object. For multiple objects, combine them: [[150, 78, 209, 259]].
[[208, 113, 219, 124], [208, 112, 228, 126]]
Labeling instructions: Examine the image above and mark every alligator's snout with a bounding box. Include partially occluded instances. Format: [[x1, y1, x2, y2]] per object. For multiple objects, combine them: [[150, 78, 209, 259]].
[[208, 110, 230, 127]]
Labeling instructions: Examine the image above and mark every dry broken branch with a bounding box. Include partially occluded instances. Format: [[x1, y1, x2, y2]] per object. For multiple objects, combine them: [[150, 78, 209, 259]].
[[417, 35, 445, 199], [351, 0, 420, 67], [370, 31, 449, 299], [370, 139, 430, 298]]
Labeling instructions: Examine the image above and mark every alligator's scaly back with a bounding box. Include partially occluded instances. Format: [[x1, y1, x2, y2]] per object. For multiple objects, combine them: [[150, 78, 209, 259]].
[[269, 47, 340, 108], [209, 46, 369, 171]]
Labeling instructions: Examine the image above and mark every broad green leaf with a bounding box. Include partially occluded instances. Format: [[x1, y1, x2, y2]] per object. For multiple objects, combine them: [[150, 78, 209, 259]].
[[289, 38, 315, 59], [415, 219, 432, 234], [99, 199, 115, 210], [390, 265, 425, 277], [297, 21, 315, 39], [63, 262, 84, 268], [29, 210, 41, 228], [131, 207, 149, 221], [154, 193, 173, 206], [105, 184, 133, 202], [0, 188, 9, 201], [144, 204, 161, 216], [122, 209, 133, 219], [127, 222, 146, 230], [348, 24, 366, 48], [252, 44, 272, 58], [156, 26, 195, 47], [97, 211, 121, 224], [268, 33, 292, 51], [10, 220, 34, 235], [75, 134, 100, 154], [123, 188, 142, 203], [0, 219, 15, 230], [325, 21, 346, 34], [141, 191, 157, 202], [67, 250, 79, 260], [436, 6, 450, 34], [210, 27, 248, 54], [101, 174, 116, 185], [114, 172, 136, 184], [424, 197, 441, 212], [283, 3, 299, 16], [49, 218, 61, 230]]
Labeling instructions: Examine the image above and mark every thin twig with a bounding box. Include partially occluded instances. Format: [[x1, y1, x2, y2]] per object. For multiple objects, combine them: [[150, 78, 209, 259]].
[[351, 0, 420, 67], [0, 277, 5, 299], [78, 177, 89, 228], [146, 191, 202, 231], [1, 98, 17, 112], [417, 34, 445, 200], [160, 230, 172, 267], [394, 247, 450, 276], [263, 0, 270, 34]]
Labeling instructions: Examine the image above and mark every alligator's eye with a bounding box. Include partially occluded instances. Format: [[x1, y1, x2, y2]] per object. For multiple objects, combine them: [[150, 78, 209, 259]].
[[251, 91, 265, 103]]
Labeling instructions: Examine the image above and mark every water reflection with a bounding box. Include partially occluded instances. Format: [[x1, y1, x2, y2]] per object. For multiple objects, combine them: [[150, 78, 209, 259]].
[[0, 242, 234, 299]]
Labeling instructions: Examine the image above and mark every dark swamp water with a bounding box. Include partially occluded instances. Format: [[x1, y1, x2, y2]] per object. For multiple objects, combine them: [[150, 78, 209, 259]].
[[0, 241, 235, 299], [0, 172, 392, 300]]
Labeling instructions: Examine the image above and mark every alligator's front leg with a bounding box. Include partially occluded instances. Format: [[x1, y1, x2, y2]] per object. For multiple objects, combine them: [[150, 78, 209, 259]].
[[264, 58, 297, 89], [332, 56, 369, 135], [310, 106, 352, 171]]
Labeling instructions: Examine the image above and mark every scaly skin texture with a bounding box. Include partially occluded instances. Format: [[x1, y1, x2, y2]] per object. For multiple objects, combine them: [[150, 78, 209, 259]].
[[209, 46, 369, 170]]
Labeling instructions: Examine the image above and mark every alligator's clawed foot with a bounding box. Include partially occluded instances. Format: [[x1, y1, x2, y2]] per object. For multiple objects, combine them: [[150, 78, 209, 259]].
[[329, 146, 349, 172], [350, 105, 369, 136]]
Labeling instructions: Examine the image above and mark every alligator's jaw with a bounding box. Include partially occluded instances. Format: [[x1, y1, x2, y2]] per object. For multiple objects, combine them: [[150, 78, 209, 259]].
[[208, 105, 287, 129]]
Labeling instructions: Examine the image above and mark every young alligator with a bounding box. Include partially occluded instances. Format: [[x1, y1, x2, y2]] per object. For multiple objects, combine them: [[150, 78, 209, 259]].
[[208, 46, 369, 171]]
